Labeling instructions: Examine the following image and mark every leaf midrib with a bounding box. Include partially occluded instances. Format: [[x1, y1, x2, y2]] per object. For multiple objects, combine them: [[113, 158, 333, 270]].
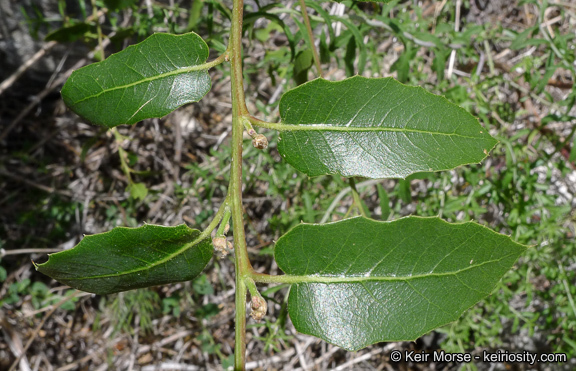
[[68, 63, 208, 106], [277, 254, 516, 284], [269, 122, 490, 141], [60, 232, 209, 281]]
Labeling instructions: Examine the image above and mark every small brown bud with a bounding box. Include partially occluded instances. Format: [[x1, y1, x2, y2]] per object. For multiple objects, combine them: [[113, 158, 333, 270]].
[[252, 134, 268, 150], [226, 240, 234, 251], [213, 237, 228, 257], [250, 295, 267, 321], [223, 222, 230, 234]]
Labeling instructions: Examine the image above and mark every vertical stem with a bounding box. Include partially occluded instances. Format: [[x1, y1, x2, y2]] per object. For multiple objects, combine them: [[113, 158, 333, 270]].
[[229, 0, 252, 369], [233, 272, 248, 370], [298, 0, 323, 77], [231, 0, 249, 117]]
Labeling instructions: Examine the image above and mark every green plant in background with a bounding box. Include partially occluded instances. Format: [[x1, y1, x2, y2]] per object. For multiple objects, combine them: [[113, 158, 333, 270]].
[[32, 0, 531, 369]]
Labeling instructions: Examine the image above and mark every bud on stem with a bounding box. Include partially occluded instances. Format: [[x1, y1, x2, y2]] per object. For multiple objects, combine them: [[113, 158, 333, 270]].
[[245, 277, 267, 321], [251, 134, 268, 149], [250, 295, 267, 321], [212, 236, 229, 256], [242, 117, 268, 149]]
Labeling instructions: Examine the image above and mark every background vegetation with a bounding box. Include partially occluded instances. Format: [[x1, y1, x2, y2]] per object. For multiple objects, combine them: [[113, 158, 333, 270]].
[[0, 0, 575, 369]]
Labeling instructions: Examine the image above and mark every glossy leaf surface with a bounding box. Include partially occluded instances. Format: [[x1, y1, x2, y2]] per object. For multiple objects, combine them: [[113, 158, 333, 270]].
[[61, 32, 211, 128], [36, 224, 213, 295], [275, 217, 525, 350], [277, 77, 497, 179]]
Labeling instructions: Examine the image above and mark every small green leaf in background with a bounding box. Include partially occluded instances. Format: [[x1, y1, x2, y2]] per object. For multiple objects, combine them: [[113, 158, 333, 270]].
[[433, 49, 450, 81], [509, 26, 545, 50], [376, 184, 390, 220], [109, 28, 136, 49], [334, 17, 367, 75], [276, 76, 498, 179], [193, 274, 214, 295], [127, 182, 148, 201], [103, 0, 137, 11], [570, 133, 576, 164], [397, 179, 412, 204], [411, 32, 443, 48], [344, 36, 356, 77], [162, 296, 181, 316], [319, 31, 331, 64], [275, 217, 526, 351], [35, 224, 213, 295], [187, 0, 205, 30], [0, 266, 6, 282], [390, 46, 416, 83], [243, 10, 296, 61], [293, 50, 314, 86], [61, 32, 211, 128], [45, 22, 93, 43], [534, 64, 558, 94]]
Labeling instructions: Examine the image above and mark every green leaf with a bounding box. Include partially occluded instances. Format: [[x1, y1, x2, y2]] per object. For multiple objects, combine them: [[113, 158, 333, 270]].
[[510, 27, 545, 50], [333, 16, 367, 75], [187, 0, 204, 30], [276, 76, 497, 179], [534, 64, 558, 94], [411, 32, 443, 48], [109, 27, 136, 49], [35, 224, 213, 295], [243, 9, 296, 60], [127, 182, 148, 200], [319, 31, 331, 64], [344, 36, 356, 77], [570, 132, 576, 163], [390, 45, 416, 83], [61, 32, 211, 128], [103, 0, 137, 11], [293, 50, 314, 86], [274, 217, 526, 351], [377, 184, 390, 220], [433, 49, 450, 81], [397, 179, 411, 204], [305, 1, 336, 50], [45, 23, 93, 42]]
